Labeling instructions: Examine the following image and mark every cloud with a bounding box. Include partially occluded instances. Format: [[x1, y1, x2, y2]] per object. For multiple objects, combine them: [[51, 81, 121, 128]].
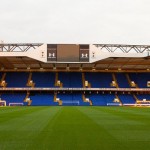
[[0, 0, 150, 44]]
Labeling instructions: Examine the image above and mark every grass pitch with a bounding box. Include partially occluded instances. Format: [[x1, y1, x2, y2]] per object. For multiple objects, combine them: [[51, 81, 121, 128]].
[[0, 106, 150, 150]]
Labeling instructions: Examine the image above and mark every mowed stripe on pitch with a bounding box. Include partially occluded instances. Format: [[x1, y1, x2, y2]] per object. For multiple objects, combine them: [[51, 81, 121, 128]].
[[0, 107, 150, 150], [29, 107, 123, 150], [0, 107, 62, 150], [78, 106, 150, 150]]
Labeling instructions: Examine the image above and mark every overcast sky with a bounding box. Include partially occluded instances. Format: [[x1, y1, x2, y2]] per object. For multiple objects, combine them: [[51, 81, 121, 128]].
[[0, 0, 150, 44]]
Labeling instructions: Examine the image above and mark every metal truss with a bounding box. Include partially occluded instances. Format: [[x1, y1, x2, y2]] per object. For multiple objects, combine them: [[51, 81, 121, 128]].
[[94, 44, 150, 53], [1, 43, 150, 53], [0, 43, 43, 52]]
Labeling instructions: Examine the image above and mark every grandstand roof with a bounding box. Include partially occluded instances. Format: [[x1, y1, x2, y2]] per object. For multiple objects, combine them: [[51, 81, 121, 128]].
[[0, 43, 150, 72], [0, 56, 150, 72]]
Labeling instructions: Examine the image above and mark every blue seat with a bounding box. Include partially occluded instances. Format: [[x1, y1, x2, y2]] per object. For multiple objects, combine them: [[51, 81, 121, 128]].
[[5, 72, 28, 87], [57, 93, 89, 106], [118, 94, 136, 104], [30, 93, 58, 106], [84, 73, 113, 88], [116, 73, 129, 88], [1, 93, 27, 106], [58, 72, 82, 87], [129, 73, 150, 88], [32, 72, 55, 87]]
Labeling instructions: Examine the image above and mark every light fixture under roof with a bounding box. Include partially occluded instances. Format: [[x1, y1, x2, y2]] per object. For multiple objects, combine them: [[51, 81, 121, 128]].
[[92, 67, 96, 71], [79, 67, 82, 71], [1, 67, 4, 70], [27, 66, 30, 70], [53, 67, 56, 70]]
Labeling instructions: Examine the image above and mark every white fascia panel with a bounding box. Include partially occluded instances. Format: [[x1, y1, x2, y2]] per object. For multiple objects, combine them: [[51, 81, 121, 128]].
[[0, 44, 47, 63], [90, 44, 148, 63]]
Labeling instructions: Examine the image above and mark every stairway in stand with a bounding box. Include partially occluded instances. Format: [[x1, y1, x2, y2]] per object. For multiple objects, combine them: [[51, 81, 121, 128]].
[[115, 94, 123, 106], [26, 73, 35, 87], [125, 73, 138, 88], [54, 93, 62, 105], [0, 73, 7, 87], [112, 73, 119, 88], [55, 72, 63, 87], [82, 94, 92, 105], [24, 91, 32, 106]]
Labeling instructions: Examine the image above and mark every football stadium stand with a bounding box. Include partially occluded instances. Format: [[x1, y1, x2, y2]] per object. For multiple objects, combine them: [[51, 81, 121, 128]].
[[30, 93, 58, 106], [129, 73, 149, 88], [1, 93, 28, 106], [118, 94, 136, 104], [32, 72, 55, 87], [5, 72, 29, 87], [58, 72, 82, 87], [115, 73, 130, 88], [57, 93, 89, 106], [84, 72, 113, 88], [0, 43, 150, 106]]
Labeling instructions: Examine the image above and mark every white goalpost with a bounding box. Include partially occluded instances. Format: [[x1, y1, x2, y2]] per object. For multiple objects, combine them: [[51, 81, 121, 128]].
[[123, 103, 150, 107], [9, 103, 24, 106], [62, 101, 80, 105], [0, 100, 6, 106]]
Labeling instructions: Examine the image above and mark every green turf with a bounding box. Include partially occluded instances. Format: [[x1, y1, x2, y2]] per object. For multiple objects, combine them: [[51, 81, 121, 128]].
[[0, 106, 150, 150]]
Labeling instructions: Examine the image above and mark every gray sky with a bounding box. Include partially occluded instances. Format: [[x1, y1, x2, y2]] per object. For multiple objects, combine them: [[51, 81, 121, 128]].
[[0, 0, 150, 44]]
